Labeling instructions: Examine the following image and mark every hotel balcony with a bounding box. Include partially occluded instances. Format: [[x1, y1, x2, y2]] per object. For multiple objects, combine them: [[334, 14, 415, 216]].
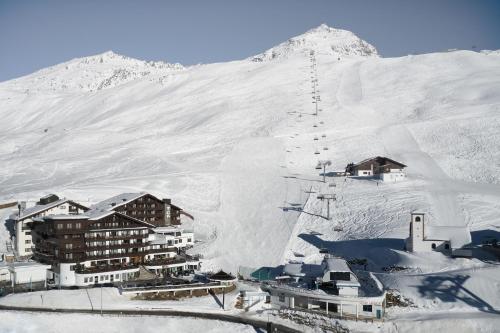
[[75, 262, 139, 274]]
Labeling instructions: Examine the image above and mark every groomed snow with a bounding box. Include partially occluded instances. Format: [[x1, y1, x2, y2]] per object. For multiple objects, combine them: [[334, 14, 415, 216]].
[[0, 24, 499, 331], [0, 311, 261, 333]]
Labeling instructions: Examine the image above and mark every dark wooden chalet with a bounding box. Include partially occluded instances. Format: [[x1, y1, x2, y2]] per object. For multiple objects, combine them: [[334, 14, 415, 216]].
[[30, 211, 175, 268], [345, 156, 406, 176], [90, 193, 187, 227]]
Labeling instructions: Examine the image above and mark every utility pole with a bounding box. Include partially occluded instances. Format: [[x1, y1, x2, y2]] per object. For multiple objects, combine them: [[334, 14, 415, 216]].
[[317, 194, 336, 220], [100, 284, 103, 316], [316, 160, 332, 182], [222, 287, 225, 310]]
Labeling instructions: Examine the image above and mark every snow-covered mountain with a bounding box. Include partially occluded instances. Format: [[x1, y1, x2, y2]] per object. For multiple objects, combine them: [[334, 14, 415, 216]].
[[1, 25, 500, 322], [251, 24, 378, 61], [2, 50, 183, 93]]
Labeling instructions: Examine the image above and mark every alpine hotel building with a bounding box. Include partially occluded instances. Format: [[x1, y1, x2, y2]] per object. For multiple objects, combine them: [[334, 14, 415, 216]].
[[29, 193, 200, 287]]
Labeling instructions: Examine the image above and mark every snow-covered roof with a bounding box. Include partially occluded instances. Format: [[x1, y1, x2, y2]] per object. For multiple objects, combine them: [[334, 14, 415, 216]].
[[8, 261, 51, 271], [426, 225, 471, 248], [42, 214, 88, 220], [89, 192, 146, 213], [323, 257, 351, 272], [153, 226, 183, 234], [283, 262, 323, 278], [15, 199, 69, 220], [83, 192, 152, 220]]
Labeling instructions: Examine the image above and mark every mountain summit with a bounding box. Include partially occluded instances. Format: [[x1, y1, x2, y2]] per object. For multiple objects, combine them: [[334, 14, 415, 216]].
[[251, 24, 378, 61], [3, 50, 184, 92]]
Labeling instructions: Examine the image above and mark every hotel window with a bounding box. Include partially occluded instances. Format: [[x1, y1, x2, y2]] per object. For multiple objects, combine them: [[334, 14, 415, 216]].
[[66, 223, 73, 229], [279, 294, 285, 302], [25, 248, 31, 252], [100, 275, 104, 281], [70, 265, 76, 271], [363, 305, 373, 312], [25, 240, 31, 244], [57, 223, 63, 230], [75, 223, 81, 229], [65, 253, 73, 259], [84, 278, 88, 283], [65, 243, 73, 249]]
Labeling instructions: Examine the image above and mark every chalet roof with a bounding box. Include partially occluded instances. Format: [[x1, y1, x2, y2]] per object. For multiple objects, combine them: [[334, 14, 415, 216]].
[[40, 211, 155, 228], [13, 199, 88, 221], [353, 156, 406, 168], [89, 192, 147, 213], [209, 270, 236, 281]]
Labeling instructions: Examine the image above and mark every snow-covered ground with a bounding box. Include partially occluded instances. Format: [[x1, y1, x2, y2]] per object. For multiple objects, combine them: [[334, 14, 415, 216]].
[[1, 24, 500, 331], [0, 311, 260, 333]]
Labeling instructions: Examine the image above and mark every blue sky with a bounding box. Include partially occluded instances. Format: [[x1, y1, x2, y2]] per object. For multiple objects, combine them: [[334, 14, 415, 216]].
[[1, 0, 499, 82]]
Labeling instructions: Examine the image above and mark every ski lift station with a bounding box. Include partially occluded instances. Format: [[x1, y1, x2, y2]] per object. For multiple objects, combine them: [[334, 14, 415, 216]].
[[262, 255, 386, 320]]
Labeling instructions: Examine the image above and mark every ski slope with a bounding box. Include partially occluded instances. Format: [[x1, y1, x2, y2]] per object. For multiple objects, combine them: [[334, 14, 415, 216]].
[[1, 25, 500, 327]]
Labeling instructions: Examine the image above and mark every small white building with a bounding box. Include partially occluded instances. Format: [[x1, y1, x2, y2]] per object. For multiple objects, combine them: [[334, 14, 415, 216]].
[[405, 213, 472, 257], [0, 261, 51, 285]]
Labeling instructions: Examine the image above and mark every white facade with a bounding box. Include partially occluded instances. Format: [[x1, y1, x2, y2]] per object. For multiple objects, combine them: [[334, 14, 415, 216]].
[[380, 170, 406, 182], [355, 169, 373, 176], [406, 213, 451, 253], [7, 262, 51, 285], [266, 284, 386, 319], [321, 257, 361, 297], [148, 226, 195, 249], [55, 257, 140, 287]]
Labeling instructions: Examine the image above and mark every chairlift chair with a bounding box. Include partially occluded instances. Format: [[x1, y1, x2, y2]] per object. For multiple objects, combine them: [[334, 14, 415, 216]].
[[315, 163, 322, 170], [323, 147, 329, 150], [314, 150, 320, 155], [322, 134, 326, 138], [313, 136, 318, 140]]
